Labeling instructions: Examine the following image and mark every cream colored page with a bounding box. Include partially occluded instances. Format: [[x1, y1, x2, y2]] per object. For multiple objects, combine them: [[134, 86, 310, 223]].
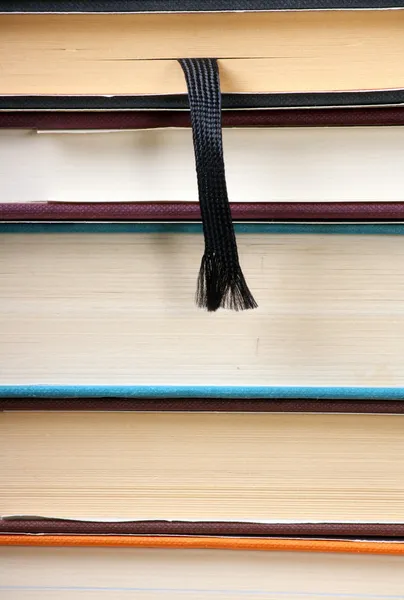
[[1, 57, 403, 95], [0, 12, 403, 94], [1, 412, 404, 521], [1, 127, 404, 202], [1, 233, 404, 386], [1, 547, 404, 599], [1, 11, 401, 60]]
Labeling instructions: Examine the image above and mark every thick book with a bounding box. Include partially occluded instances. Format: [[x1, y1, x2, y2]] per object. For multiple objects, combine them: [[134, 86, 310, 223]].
[[1, 124, 404, 220], [0, 8, 403, 105], [2, 410, 404, 524], [2, 535, 404, 599], [2, 223, 404, 388], [1, 110, 404, 222]]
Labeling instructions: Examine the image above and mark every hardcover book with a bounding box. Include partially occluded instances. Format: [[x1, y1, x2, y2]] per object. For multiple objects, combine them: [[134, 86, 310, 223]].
[[0, 5, 403, 108], [2, 410, 404, 525], [3, 223, 404, 387], [1, 123, 404, 221]]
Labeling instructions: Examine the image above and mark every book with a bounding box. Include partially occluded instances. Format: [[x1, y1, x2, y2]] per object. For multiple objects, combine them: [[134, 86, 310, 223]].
[[2, 110, 404, 222], [2, 126, 404, 205], [2, 536, 404, 599], [3, 222, 404, 387], [0, 10, 403, 97], [2, 410, 404, 523]]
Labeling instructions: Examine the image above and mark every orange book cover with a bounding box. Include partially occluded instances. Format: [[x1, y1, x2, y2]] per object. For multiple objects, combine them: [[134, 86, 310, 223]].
[[2, 535, 404, 556]]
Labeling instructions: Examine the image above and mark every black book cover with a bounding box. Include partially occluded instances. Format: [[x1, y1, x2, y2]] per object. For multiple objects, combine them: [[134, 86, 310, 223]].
[[1, 1, 403, 12]]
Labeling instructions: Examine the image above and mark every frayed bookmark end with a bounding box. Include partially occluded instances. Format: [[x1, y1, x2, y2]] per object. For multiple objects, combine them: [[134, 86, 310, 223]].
[[196, 254, 258, 312]]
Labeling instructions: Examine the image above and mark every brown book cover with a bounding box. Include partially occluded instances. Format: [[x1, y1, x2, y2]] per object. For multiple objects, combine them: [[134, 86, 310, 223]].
[[2, 518, 404, 539], [2, 398, 404, 413]]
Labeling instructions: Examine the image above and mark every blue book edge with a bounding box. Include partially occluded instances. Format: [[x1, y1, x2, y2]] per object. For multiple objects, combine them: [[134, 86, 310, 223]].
[[0, 385, 404, 400]]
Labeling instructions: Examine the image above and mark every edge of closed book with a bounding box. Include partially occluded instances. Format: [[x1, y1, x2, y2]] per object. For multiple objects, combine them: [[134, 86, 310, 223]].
[[1, 107, 404, 224], [1, 535, 404, 556]]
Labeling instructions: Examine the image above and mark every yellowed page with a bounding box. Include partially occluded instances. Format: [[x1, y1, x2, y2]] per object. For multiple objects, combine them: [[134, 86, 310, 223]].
[[0, 11, 403, 93]]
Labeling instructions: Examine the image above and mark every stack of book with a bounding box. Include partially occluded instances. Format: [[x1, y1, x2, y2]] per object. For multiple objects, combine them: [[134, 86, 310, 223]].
[[1, 1, 404, 597]]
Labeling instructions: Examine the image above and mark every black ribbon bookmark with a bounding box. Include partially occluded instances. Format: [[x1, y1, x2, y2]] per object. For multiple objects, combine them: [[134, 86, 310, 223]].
[[179, 58, 257, 312]]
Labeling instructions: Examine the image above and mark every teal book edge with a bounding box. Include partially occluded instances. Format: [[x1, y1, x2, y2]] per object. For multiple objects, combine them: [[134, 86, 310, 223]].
[[2, 223, 404, 235], [1, 385, 404, 399]]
